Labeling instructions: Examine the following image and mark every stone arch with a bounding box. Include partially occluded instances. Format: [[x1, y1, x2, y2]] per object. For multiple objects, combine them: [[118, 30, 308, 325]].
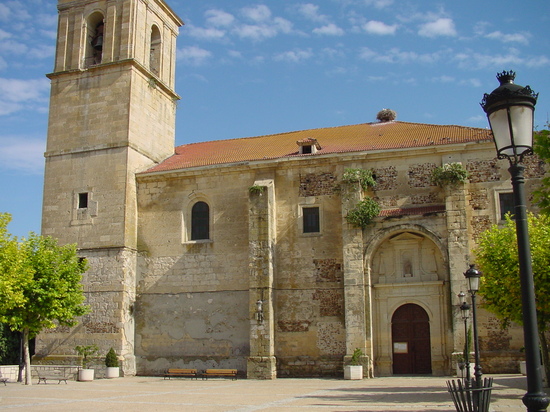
[[366, 224, 448, 285], [149, 24, 162, 75], [84, 11, 105, 67], [365, 223, 447, 267], [366, 224, 450, 376]]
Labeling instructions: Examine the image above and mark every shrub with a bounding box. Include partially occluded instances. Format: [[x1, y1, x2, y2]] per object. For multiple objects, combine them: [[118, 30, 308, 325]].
[[105, 347, 119, 368], [345, 197, 380, 229]]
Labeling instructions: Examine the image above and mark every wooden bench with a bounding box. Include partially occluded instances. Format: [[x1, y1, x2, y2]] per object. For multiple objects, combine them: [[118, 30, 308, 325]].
[[164, 368, 198, 380], [201, 369, 237, 380], [36, 370, 68, 384]]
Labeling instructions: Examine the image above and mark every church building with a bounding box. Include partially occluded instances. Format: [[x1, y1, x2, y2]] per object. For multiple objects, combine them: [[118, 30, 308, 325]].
[[37, 0, 544, 378]]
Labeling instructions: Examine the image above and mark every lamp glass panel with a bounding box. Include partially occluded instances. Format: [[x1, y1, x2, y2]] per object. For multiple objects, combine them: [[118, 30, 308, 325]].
[[488, 108, 513, 155], [509, 105, 534, 151], [468, 276, 480, 293]]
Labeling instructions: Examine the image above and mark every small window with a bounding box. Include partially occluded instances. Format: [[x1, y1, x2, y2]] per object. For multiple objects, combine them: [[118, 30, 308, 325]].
[[303, 207, 320, 233], [78, 193, 89, 209], [499, 192, 515, 220], [301, 145, 312, 154], [191, 201, 210, 240]]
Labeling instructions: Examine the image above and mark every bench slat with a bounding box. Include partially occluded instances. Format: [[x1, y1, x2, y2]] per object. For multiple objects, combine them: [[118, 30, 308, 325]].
[[202, 369, 237, 380], [164, 368, 198, 380]]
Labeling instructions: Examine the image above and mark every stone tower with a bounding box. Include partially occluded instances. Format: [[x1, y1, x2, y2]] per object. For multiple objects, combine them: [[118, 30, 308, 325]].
[[39, 0, 182, 374]]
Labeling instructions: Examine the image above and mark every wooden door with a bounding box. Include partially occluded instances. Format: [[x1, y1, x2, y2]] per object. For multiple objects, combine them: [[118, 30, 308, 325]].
[[391, 303, 432, 374]]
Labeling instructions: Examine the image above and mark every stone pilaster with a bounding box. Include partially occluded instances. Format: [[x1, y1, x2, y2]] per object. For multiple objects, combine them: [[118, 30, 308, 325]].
[[341, 182, 372, 377], [444, 182, 472, 354], [247, 180, 277, 379]]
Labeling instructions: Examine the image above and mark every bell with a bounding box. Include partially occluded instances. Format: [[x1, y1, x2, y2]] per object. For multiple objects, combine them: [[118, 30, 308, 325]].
[[92, 35, 103, 51]]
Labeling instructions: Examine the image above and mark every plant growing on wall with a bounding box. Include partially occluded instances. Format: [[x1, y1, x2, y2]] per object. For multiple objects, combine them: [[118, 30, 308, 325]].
[[248, 184, 265, 195], [342, 168, 376, 191], [345, 197, 381, 229], [431, 162, 469, 187]]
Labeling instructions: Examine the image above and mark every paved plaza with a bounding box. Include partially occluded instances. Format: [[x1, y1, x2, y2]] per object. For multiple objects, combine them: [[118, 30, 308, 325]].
[[0, 374, 530, 411]]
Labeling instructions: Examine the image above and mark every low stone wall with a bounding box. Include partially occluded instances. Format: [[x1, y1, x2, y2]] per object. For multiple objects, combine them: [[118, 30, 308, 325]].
[[276, 356, 343, 377]]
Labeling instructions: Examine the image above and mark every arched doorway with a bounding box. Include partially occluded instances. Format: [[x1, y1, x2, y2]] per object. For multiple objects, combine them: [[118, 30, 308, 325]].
[[392, 303, 432, 374]]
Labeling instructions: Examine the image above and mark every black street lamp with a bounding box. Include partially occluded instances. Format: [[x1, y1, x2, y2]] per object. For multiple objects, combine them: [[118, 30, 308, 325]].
[[464, 265, 482, 389], [481, 71, 549, 412], [458, 291, 471, 383]]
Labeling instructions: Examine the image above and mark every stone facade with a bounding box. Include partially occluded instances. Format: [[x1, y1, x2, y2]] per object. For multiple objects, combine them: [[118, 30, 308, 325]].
[[37, 0, 545, 379]]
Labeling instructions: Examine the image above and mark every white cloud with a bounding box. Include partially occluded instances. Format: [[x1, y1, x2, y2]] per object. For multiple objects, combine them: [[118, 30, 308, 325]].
[[241, 5, 272, 23], [432, 75, 454, 83], [0, 1, 31, 22], [233, 16, 292, 41], [205, 9, 235, 27], [0, 100, 22, 116], [0, 78, 49, 103], [0, 136, 45, 175], [297, 4, 328, 23], [363, 20, 397, 35], [363, 0, 394, 9], [188, 25, 226, 41], [418, 18, 457, 38], [234, 24, 277, 41], [0, 28, 11, 40], [273, 48, 313, 63], [177, 46, 213, 66], [485, 31, 531, 45], [313, 23, 344, 36], [28, 45, 55, 60], [359, 47, 440, 64]]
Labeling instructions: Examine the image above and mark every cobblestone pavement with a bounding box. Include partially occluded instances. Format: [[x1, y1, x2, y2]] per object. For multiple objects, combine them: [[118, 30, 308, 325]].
[[0, 374, 532, 411]]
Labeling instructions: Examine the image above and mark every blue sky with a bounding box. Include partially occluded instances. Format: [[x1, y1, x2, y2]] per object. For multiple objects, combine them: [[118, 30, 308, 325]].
[[0, 0, 549, 238]]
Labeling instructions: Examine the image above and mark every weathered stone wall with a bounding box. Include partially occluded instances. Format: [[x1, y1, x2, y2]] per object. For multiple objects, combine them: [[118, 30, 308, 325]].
[[34, 247, 137, 375]]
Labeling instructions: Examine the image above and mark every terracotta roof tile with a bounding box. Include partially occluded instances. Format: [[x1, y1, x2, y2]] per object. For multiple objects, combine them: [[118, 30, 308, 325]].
[[144, 121, 492, 174]]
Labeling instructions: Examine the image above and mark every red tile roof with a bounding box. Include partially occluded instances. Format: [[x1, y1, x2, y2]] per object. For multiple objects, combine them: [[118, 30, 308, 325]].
[[144, 121, 492, 174]]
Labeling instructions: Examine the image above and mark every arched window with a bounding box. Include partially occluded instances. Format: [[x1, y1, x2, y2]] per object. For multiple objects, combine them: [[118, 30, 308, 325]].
[[149, 25, 161, 75], [191, 201, 209, 240], [86, 12, 105, 67]]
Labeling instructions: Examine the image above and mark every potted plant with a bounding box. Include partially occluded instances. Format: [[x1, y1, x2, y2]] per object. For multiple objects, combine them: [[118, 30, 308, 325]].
[[75, 344, 99, 381], [344, 348, 364, 380], [105, 347, 120, 378]]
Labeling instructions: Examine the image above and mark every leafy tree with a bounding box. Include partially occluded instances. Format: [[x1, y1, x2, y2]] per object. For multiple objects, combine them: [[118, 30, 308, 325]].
[[0, 323, 20, 365], [474, 213, 550, 382], [533, 125, 550, 214], [0, 213, 89, 385]]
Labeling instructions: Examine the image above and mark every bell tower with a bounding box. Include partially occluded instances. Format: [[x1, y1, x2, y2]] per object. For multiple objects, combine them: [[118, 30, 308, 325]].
[[38, 0, 182, 374]]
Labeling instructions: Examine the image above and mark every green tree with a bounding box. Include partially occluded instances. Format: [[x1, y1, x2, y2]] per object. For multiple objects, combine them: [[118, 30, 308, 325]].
[[0, 213, 89, 385], [533, 126, 550, 214], [474, 213, 550, 382]]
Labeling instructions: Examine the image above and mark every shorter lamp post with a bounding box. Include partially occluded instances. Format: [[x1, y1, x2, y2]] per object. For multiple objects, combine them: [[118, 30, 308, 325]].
[[481, 71, 549, 412], [464, 265, 482, 389], [458, 291, 471, 383]]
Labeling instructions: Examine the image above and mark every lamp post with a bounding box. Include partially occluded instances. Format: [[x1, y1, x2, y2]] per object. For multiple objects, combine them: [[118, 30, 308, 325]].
[[464, 265, 482, 389], [481, 71, 549, 412], [458, 292, 471, 383]]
